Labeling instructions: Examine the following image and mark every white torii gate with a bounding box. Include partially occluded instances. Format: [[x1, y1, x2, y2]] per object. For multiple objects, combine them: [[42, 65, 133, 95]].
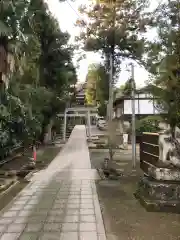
[[58, 107, 98, 141]]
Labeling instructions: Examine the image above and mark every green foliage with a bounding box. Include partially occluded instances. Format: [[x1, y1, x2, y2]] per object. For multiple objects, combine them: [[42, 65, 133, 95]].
[[85, 63, 109, 116], [146, 1, 180, 135], [135, 116, 163, 135], [0, 0, 77, 159], [77, 0, 153, 119], [117, 78, 136, 96], [98, 103, 107, 117], [76, 0, 153, 76]]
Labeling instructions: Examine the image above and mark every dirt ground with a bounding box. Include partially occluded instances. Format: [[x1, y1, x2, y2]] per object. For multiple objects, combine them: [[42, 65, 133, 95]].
[[0, 143, 62, 172], [35, 144, 62, 170], [90, 149, 180, 240], [0, 143, 62, 212]]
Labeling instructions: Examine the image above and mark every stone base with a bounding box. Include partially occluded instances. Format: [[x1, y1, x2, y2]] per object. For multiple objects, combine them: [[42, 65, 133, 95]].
[[141, 161, 180, 181], [138, 176, 180, 201], [134, 190, 180, 213], [135, 176, 180, 213]]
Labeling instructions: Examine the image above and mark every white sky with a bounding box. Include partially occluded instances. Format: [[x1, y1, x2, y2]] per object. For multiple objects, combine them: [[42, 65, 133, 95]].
[[46, 0, 161, 88]]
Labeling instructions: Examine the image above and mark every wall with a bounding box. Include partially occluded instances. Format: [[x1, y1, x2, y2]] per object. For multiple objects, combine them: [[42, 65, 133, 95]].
[[123, 99, 160, 115]]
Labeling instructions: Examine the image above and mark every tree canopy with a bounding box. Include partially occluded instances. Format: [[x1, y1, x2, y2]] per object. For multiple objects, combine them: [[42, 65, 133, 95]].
[[76, 0, 153, 80], [85, 63, 109, 116], [146, 0, 180, 135], [0, 0, 77, 158]]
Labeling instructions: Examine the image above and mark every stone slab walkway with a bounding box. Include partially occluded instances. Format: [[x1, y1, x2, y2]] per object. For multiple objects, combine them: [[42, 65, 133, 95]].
[[0, 126, 106, 240]]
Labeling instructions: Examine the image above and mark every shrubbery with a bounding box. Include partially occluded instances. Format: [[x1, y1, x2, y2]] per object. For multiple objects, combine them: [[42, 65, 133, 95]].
[[135, 116, 163, 135], [0, 0, 77, 160]]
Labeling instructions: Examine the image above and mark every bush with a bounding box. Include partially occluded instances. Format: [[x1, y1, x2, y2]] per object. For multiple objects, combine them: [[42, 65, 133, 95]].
[[98, 103, 107, 117], [135, 116, 163, 135]]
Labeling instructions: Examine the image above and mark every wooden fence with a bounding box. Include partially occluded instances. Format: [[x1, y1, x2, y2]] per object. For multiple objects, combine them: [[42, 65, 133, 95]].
[[139, 132, 159, 174]]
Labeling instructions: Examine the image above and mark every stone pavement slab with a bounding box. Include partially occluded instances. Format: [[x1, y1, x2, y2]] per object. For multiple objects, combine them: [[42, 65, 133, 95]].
[[0, 126, 106, 240]]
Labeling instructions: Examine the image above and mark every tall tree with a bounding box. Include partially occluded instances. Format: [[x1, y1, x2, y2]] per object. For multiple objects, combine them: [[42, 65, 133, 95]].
[[24, 0, 77, 142], [76, 0, 152, 78], [85, 63, 109, 116], [146, 0, 180, 136], [0, 0, 29, 84], [0, 0, 78, 157]]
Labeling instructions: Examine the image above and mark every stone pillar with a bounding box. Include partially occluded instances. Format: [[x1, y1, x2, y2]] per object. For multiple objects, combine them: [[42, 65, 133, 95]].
[[87, 110, 91, 140], [116, 107, 124, 146], [63, 110, 67, 142], [135, 132, 180, 213], [119, 119, 123, 133], [117, 106, 124, 133]]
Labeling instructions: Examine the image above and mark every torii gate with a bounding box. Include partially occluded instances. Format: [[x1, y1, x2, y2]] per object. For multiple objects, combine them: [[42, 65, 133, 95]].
[[58, 107, 98, 141]]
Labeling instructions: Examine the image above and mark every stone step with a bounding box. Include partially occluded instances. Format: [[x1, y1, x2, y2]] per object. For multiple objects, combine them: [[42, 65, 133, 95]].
[[137, 176, 180, 201], [134, 190, 180, 213], [140, 161, 180, 181]]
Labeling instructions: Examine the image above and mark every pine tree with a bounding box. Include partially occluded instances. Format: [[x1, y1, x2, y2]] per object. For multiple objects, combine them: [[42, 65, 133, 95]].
[[147, 0, 180, 135], [76, 0, 152, 78]]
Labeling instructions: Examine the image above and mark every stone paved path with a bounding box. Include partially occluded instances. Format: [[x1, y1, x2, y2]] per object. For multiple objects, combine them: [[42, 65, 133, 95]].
[[0, 126, 106, 240]]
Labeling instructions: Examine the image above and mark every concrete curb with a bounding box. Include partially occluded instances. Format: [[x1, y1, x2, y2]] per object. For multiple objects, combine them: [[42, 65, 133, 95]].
[[24, 170, 37, 181], [0, 180, 19, 200], [93, 182, 107, 240]]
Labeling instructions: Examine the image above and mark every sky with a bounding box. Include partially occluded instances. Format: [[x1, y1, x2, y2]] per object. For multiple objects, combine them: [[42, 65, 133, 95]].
[[46, 0, 161, 88]]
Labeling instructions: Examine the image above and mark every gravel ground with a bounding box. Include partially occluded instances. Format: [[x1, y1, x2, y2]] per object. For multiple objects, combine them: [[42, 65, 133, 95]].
[[90, 149, 180, 240]]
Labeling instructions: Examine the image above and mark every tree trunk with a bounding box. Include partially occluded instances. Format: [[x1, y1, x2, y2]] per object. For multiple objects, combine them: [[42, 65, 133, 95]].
[[171, 124, 176, 139]]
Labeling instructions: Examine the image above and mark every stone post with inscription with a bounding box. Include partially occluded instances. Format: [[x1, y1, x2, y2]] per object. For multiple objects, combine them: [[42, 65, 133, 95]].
[[135, 131, 180, 213]]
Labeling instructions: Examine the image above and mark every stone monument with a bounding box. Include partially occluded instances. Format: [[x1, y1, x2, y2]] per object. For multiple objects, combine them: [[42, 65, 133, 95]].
[[135, 128, 180, 213]]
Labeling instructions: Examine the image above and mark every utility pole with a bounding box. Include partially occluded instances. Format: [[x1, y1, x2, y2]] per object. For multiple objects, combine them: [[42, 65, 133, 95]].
[[108, 54, 114, 123], [107, 52, 114, 165], [131, 63, 136, 168], [107, 0, 116, 167]]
